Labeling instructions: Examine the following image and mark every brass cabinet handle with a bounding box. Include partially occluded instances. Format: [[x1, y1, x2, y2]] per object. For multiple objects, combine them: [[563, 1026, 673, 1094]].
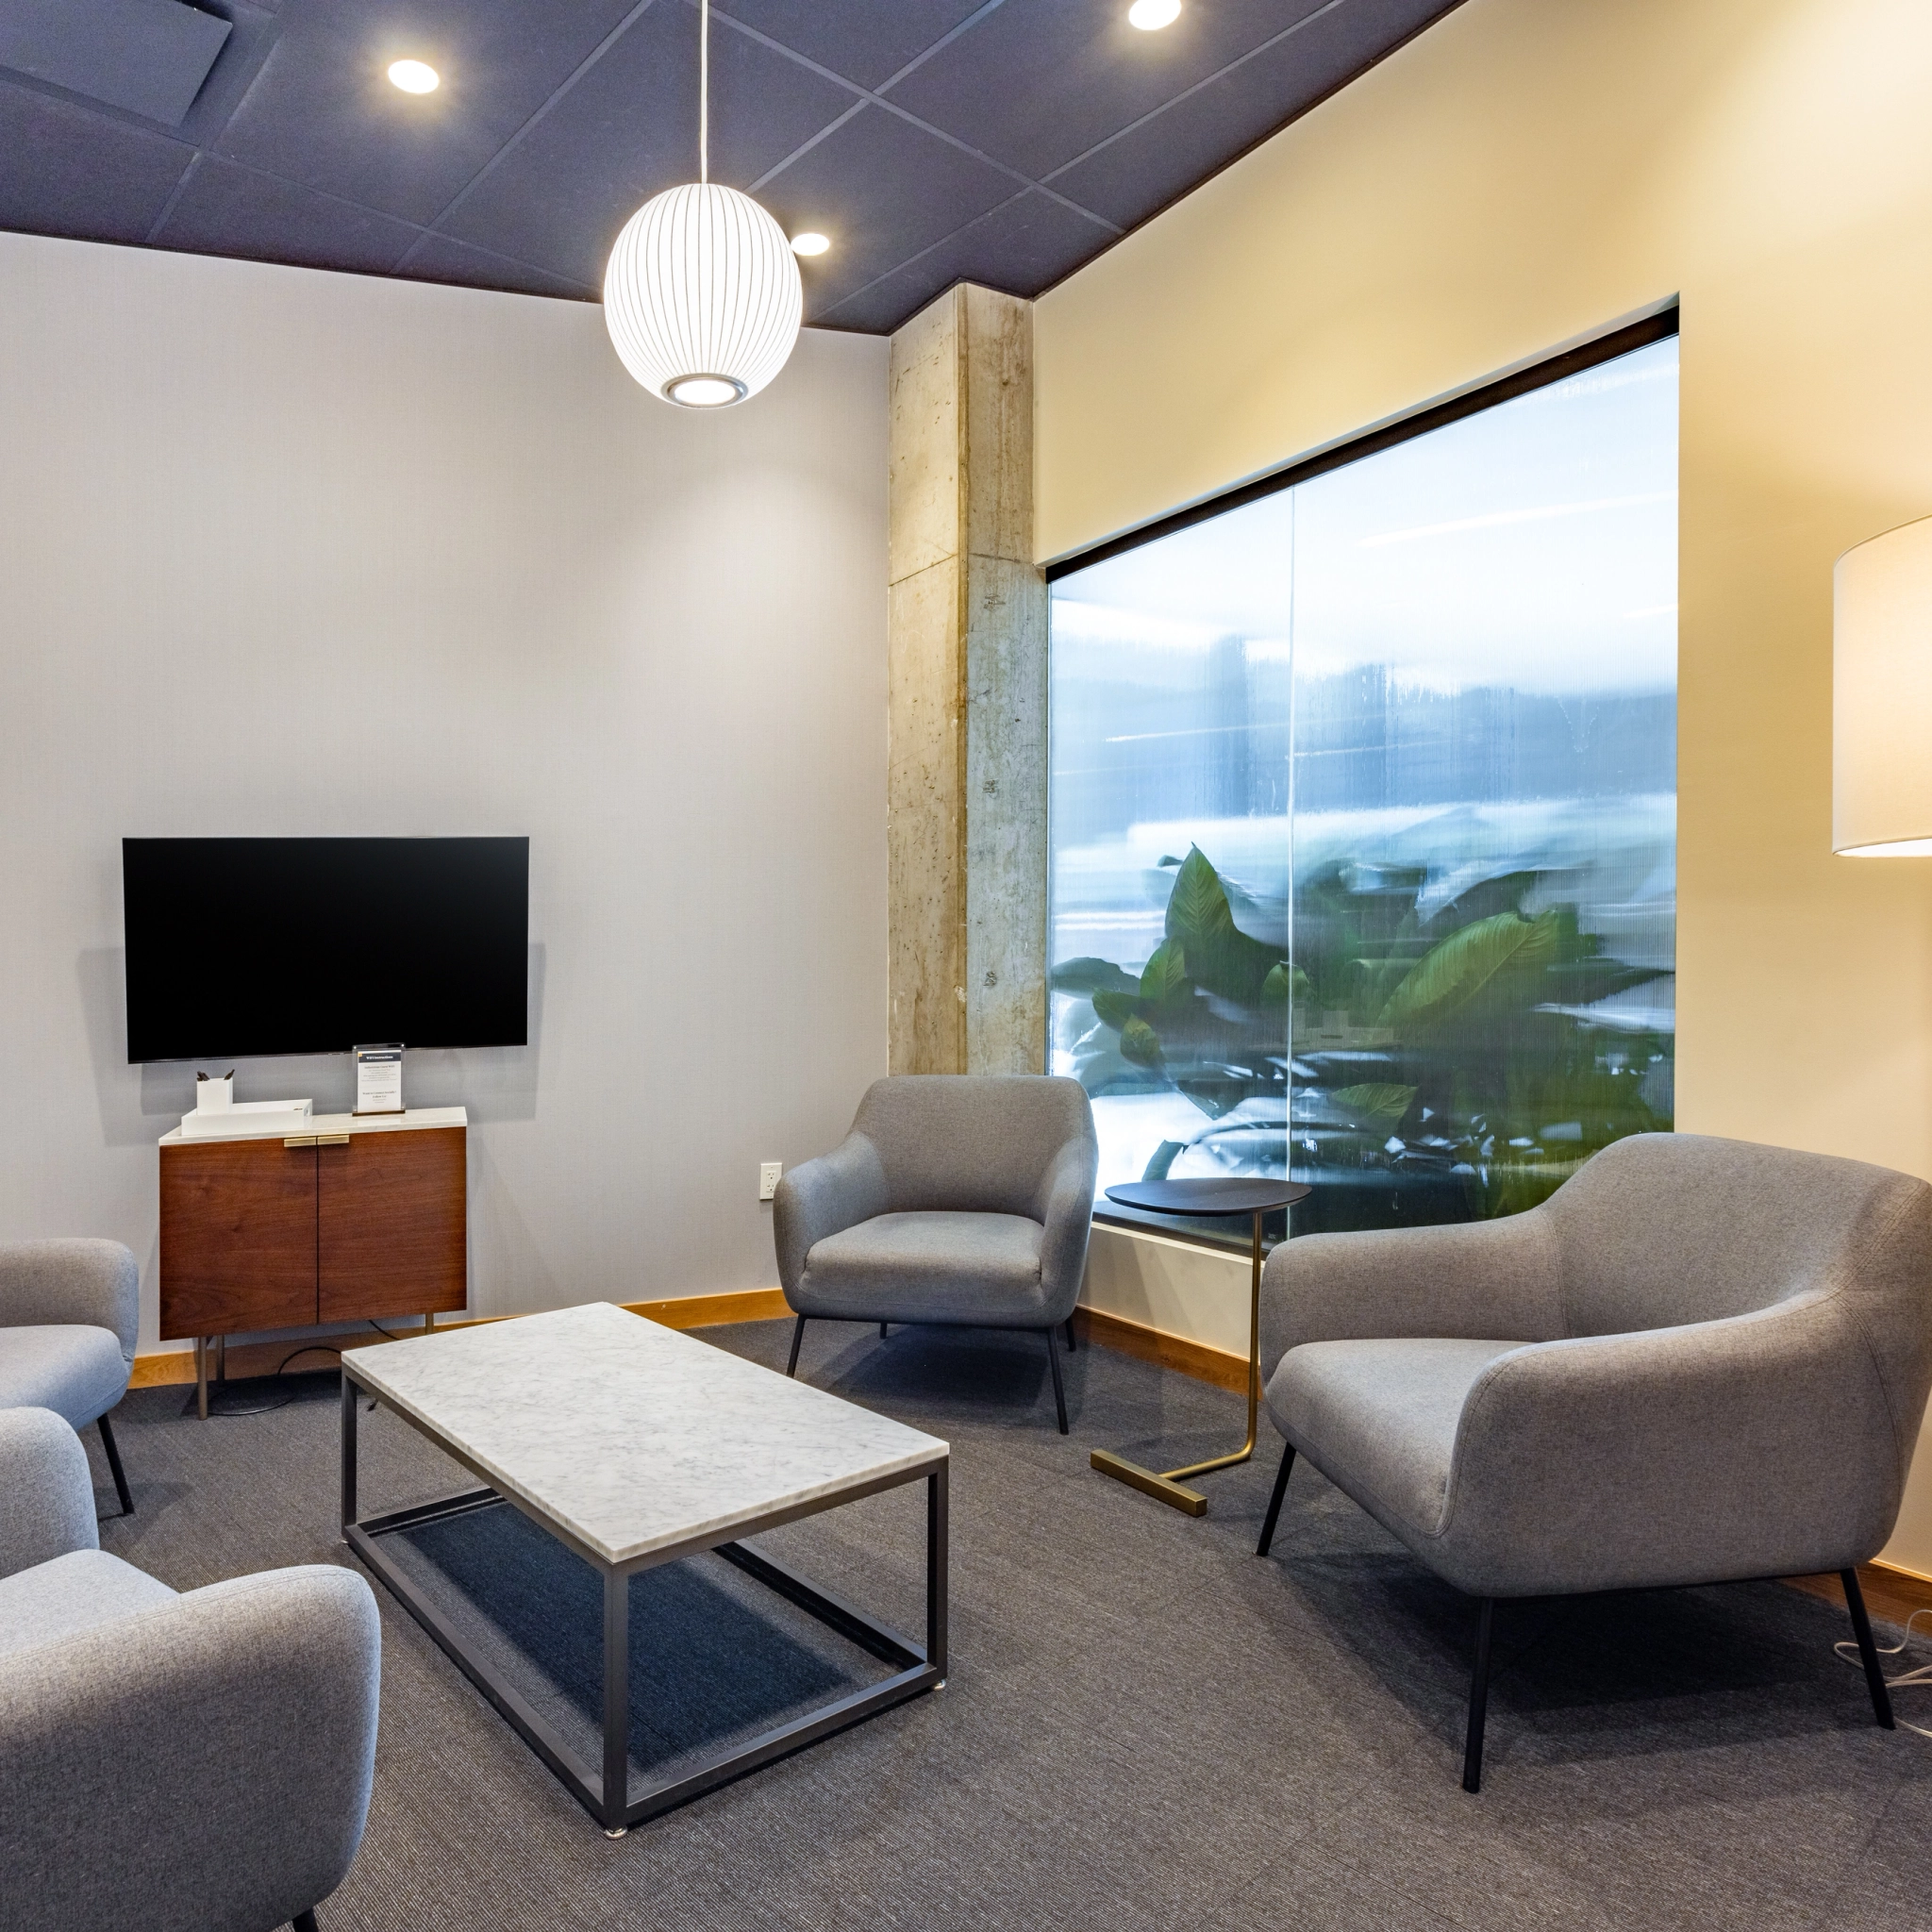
[[317, 1133, 352, 1146], [284, 1136, 317, 1148]]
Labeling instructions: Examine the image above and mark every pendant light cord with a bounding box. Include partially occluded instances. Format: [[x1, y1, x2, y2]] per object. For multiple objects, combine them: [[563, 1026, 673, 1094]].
[[699, 0, 708, 186]]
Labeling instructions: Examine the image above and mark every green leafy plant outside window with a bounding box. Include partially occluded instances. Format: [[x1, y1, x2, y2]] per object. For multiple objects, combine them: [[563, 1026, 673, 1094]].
[[1053, 846, 1672, 1230]]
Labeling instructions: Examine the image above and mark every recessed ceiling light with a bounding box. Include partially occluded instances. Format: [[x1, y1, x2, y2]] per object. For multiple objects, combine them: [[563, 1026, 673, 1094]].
[[388, 59, 440, 93], [791, 232, 830, 258], [1127, 0, 1181, 27]]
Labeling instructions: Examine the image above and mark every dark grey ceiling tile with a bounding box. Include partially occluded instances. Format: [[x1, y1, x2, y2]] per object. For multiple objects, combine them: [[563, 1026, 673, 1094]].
[[403, 230, 596, 301], [813, 186, 1111, 329], [176, 4, 284, 147], [884, 0, 1333, 181], [0, 0, 230, 126], [153, 152, 420, 273], [439, 1, 852, 286], [0, 0, 1466, 333], [756, 104, 1019, 312], [1048, 0, 1459, 230], [210, 0, 643, 226], [714, 0, 986, 91], [0, 75, 191, 242]]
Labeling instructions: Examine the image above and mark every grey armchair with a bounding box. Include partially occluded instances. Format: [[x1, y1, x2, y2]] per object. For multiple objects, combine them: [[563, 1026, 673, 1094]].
[[774, 1075, 1099, 1431], [1254, 1131, 1932, 1790], [0, 1241, 139, 1515], [0, 1407, 381, 1932]]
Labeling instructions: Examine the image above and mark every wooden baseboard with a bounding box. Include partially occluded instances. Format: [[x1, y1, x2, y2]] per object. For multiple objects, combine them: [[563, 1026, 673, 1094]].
[[128, 1293, 1240, 1387], [1787, 1560, 1932, 1630], [128, 1319, 495, 1389], [1072, 1305, 1250, 1393], [629, 1288, 791, 1329], [128, 1288, 796, 1388]]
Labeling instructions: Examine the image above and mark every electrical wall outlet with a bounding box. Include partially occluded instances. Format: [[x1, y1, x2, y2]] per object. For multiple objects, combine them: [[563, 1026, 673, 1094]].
[[758, 1161, 783, 1201]]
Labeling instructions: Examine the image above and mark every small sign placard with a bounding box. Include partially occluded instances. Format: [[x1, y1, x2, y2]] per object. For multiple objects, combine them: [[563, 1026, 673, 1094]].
[[353, 1043, 404, 1116]]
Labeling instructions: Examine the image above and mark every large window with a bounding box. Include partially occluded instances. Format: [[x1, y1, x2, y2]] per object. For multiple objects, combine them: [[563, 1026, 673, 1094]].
[[1048, 328, 1678, 1234]]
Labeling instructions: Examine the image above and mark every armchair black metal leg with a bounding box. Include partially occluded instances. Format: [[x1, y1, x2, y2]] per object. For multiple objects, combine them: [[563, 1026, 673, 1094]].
[[1065, 1315, 1077, 1352], [96, 1412, 133, 1516], [785, 1315, 808, 1378], [1462, 1598, 1495, 1792], [1044, 1324, 1068, 1434], [880, 1322, 890, 1339], [292, 1912, 319, 1932], [1257, 1442, 1294, 1557], [1842, 1568, 1896, 1729]]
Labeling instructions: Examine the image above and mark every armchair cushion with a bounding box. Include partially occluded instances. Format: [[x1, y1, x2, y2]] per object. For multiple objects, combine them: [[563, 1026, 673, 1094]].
[[0, 1549, 175, 1663], [796, 1212, 1047, 1326], [0, 1326, 129, 1430], [775, 1075, 1098, 1331], [0, 1241, 139, 1364], [1269, 1339, 1528, 1541]]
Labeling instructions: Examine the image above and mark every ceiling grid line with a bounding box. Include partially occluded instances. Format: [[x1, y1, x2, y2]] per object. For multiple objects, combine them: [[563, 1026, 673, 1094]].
[[707, 7, 1123, 235], [142, 149, 202, 244], [1039, 0, 1356, 186], [397, 0, 671, 265]]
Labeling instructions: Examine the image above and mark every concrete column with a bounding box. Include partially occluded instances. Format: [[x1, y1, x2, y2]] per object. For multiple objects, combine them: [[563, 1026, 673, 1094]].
[[887, 284, 1047, 1074]]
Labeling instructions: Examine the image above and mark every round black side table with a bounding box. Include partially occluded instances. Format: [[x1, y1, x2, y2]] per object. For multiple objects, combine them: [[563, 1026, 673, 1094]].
[[1091, 1176, 1309, 1517]]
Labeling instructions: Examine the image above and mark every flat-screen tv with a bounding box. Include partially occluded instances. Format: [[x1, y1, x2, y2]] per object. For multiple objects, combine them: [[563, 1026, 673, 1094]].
[[123, 837, 529, 1062]]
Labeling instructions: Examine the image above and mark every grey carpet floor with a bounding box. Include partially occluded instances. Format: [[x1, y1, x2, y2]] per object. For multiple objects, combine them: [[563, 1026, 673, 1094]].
[[90, 1318, 1932, 1932]]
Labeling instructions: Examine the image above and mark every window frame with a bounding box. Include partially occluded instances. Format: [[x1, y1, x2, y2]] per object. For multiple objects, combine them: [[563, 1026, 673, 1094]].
[[1049, 303, 1681, 1252]]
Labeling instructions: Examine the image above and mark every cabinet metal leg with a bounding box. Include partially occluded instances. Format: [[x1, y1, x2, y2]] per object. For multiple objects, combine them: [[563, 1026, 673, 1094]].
[[195, 1337, 208, 1421]]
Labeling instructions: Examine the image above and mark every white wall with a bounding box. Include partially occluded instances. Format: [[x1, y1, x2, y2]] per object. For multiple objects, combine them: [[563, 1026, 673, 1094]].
[[0, 231, 889, 1352]]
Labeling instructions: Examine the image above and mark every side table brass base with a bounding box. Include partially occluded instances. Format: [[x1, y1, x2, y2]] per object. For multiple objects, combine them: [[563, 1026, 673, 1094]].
[[1090, 1449, 1208, 1516]]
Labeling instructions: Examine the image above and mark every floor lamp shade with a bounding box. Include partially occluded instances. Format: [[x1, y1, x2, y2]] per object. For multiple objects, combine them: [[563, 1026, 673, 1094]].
[[1834, 514, 1932, 857], [603, 183, 802, 408]]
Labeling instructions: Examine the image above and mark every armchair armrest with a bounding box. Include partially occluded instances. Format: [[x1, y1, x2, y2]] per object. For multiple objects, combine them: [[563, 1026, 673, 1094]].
[[1033, 1137, 1100, 1322], [0, 1409, 98, 1580], [0, 1241, 139, 1364], [774, 1134, 890, 1299], [0, 1564, 381, 1929], [1260, 1209, 1564, 1379], [1439, 1291, 1901, 1595]]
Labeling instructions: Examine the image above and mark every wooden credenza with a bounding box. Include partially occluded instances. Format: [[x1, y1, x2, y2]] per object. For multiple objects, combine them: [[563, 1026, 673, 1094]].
[[159, 1107, 467, 1414]]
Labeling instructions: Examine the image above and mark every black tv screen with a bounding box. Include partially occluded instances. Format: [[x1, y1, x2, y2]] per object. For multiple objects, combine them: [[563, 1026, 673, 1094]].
[[123, 837, 529, 1062]]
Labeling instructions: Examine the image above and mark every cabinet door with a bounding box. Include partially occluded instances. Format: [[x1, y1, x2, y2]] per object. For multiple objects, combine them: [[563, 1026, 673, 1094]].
[[318, 1127, 467, 1323], [159, 1140, 318, 1338]]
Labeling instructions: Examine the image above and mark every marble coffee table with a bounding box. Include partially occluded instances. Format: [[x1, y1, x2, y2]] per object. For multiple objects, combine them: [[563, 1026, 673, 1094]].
[[340, 1300, 949, 1834]]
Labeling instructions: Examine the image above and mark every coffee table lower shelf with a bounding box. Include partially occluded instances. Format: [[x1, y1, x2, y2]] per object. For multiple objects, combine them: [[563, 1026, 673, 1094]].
[[339, 1372, 948, 1834]]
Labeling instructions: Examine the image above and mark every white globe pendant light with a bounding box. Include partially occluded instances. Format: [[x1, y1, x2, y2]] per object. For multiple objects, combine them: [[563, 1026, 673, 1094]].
[[603, 0, 802, 408]]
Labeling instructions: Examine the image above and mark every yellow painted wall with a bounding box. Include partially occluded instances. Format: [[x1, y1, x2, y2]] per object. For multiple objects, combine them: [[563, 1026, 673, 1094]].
[[1039, 0, 1932, 1576]]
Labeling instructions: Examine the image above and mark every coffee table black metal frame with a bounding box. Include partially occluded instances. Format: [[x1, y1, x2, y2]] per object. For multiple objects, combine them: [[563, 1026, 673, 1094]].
[[339, 1363, 948, 1836], [1090, 1176, 1309, 1517]]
